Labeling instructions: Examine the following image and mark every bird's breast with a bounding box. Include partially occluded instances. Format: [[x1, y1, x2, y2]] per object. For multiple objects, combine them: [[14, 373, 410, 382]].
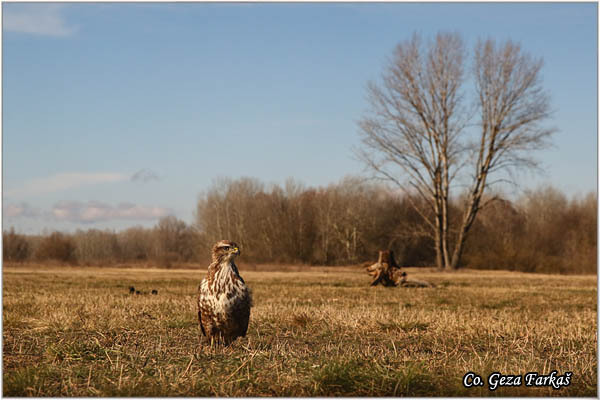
[[200, 267, 248, 317]]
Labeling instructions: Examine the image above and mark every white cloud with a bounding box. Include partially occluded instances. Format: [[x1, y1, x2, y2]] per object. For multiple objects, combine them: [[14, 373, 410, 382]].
[[3, 4, 76, 37], [51, 201, 172, 223], [3, 202, 41, 218], [5, 172, 129, 198]]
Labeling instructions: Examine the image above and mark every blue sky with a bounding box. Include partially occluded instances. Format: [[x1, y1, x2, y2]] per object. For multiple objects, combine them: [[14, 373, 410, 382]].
[[2, 2, 597, 234]]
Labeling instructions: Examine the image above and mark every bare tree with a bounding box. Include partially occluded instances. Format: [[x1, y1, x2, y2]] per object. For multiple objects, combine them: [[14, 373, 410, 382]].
[[118, 226, 154, 262], [153, 216, 198, 267], [358, 32, 554, 270], [36, 232, 77, 264]]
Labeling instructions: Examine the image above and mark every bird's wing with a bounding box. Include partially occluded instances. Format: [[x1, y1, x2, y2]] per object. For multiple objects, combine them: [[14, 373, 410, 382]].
[[198, 281, 208, 337], [198, 310, 206, 336], [232, 292, 252, 337]]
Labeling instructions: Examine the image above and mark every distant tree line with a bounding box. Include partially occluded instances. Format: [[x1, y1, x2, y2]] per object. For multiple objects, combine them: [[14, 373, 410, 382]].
[[2, 177, 596, 274]]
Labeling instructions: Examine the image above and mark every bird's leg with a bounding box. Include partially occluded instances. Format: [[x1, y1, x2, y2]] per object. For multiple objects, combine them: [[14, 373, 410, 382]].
[[197, 336, 206, 354]]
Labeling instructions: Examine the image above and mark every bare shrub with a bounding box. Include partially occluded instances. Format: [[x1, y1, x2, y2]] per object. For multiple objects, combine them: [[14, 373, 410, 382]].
[[152, 216, 199, 267], [3, 227, 31, 262], [35, 232, 77, 264], [73, 229, 121, 265], [462, 187, 597, 274], [461, 196, 526, 271], [117, 226, 154, 262]]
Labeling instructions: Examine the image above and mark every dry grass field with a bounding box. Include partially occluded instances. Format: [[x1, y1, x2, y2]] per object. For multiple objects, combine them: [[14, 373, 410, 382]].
[[3, 264, 597, 396]]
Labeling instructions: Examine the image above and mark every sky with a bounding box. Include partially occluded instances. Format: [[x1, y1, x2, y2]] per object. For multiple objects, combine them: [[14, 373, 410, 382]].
[[2, 2, 597, 234]]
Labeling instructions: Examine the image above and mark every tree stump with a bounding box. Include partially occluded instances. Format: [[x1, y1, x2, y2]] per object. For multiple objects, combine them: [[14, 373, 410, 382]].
[[365, 250, 436, 287], [366, 250, 403, 287]]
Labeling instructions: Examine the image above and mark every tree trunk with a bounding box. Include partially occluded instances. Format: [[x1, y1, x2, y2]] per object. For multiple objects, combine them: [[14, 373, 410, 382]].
[[450, 184, 484, 269], [435, 234, 444, 270], [433, 203, 445, 270], [450, 228, 467, 270], [441, 155, 452, 269]]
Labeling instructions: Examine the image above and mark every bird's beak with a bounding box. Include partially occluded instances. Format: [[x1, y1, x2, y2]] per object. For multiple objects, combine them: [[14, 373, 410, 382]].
[[233, 247, 240, 255]]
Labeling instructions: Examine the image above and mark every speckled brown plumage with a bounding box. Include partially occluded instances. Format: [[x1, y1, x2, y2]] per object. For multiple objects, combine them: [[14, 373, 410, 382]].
[[197, 240, 252, 345]]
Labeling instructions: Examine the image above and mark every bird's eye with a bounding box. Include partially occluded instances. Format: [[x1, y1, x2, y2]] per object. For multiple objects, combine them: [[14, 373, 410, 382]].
[[222, 246, 230, 250]]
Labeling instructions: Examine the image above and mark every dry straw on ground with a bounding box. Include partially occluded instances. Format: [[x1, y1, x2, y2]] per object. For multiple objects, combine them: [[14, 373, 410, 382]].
[[3, 264, 597, 396]]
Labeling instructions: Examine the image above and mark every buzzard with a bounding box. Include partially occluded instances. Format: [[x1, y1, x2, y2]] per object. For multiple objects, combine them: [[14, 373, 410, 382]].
[[197, 240, 252, 345]]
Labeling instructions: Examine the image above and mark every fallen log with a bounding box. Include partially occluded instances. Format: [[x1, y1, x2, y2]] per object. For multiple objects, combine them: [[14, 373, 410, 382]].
[[398, 272, 436, 288]]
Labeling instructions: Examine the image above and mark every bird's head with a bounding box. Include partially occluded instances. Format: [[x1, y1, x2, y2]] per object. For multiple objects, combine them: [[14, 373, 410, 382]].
[[212, 240, 241, 263]]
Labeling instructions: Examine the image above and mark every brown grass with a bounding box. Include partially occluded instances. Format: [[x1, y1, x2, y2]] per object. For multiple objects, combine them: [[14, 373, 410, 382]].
[[3, 264, 597, 396]]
